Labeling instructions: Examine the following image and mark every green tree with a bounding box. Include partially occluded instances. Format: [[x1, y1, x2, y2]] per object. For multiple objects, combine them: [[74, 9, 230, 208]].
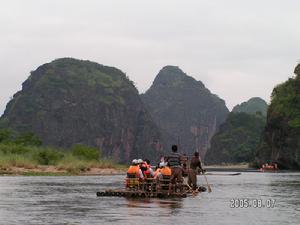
[[0, 129, 13, 143], [15, 133, 42, 146], [71, 144, 100, 161]]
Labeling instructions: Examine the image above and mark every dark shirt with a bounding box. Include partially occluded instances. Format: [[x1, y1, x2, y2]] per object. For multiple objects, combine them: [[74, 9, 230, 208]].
[[165, 152, 183, 168], [190, 156, 202, 170]]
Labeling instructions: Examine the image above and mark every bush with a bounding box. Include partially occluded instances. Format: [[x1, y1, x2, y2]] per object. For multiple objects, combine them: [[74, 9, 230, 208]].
[[0, 140, 122, 174], [71, 144, 100, 161], [57, 154, 90, 174], [33, 148, 64, 165], [0, 143, 30, 154], [0, 129, 13, 143], [0, 129, 42, 147], [15, 133, 42, 146]]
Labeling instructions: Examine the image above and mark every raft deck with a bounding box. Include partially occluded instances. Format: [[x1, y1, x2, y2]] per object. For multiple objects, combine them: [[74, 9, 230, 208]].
[[97, 189, 188, 198]]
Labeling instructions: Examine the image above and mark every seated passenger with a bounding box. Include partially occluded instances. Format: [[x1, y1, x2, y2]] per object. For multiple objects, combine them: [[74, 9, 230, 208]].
[[158, 162, 171, 179], [143, 159, 155, 178], [127, 159, 144, 180], [155, 162, 172, 191], [139, 159, 147, 176], [153, 166, 160, 178]]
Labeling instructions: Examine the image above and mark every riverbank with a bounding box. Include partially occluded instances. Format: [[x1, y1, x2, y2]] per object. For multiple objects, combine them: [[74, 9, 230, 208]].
[[205, 163, 250, 169], [0, 165, 126, 176], [204, 163, 257, 172], [0, 141, 127, 176], [0, 163, 251, 176]]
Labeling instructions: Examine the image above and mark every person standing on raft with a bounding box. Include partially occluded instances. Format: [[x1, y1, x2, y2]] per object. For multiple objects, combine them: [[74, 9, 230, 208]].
[[164, 145, 184, 194], [188, 152, 204, 191]]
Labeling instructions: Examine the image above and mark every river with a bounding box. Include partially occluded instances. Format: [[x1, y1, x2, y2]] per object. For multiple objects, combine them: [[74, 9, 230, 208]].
[[0, 172, 299, 225]]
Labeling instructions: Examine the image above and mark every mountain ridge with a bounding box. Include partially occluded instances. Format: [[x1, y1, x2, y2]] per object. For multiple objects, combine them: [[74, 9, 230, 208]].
[[141, 65, 229, 157], [232, 97, 268, 116], [1, 58, 165, 162]]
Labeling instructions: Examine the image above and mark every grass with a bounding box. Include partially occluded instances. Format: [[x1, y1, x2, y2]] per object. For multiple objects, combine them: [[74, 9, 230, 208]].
[[0, 152, 38, 169], [56, 155, 125, 174], [0, 143, 124, 175]]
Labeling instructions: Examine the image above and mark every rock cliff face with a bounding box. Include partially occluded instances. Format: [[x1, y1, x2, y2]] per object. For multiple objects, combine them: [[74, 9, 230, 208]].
[[141, 66, 229, 157], [1, 58, 164, 162], [255, 64, 300, 169], [232, 97, 268, 116]]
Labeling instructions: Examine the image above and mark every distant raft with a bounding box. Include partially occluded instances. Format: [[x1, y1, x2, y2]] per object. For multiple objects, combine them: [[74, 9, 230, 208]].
[[259, 163, 278, 172]]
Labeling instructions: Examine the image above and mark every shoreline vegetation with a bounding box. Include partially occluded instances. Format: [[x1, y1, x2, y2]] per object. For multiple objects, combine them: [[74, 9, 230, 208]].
[[0, 129, 253, 176], [0, 129, 126, 176], [0, 149, 127, 176], [0, 151, 127, 176], [0, 166, 126, 176], [0, 164, 252, 176], [0, 163, 251, 176]]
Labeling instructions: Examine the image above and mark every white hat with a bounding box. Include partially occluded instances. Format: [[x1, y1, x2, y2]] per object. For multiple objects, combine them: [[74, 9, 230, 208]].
[[137, 159, 143, 164], [132, 159, 138, 164], [159, 162, 167, 168]]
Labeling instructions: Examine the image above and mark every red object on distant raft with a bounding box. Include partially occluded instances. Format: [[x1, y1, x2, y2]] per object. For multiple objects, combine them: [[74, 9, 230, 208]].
[[259, 163, 278, 172]]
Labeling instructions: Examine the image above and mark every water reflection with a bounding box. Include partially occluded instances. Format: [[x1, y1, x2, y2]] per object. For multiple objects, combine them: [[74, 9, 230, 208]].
[[125, 198, 183, 209], [266, 173, 300, 211]]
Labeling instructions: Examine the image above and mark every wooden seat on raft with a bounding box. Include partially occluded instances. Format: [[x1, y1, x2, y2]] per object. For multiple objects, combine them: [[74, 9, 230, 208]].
[[144, 177, 156, 192], [125, 173, 140, 191], [158, 175, 171, 191], [126, 172, 157, 192]]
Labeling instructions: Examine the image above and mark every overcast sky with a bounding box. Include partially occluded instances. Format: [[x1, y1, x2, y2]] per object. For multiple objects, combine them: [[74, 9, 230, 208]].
[[0, 0, 299, 115]]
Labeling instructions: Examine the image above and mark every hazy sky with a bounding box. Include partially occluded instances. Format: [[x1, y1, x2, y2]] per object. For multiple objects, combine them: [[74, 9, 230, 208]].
[[1, 0, 299, 115]]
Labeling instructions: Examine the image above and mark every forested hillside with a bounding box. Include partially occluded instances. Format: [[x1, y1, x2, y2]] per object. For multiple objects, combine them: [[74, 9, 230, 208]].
[[255, 64, 300, 169], [205, 112, 265, 164]]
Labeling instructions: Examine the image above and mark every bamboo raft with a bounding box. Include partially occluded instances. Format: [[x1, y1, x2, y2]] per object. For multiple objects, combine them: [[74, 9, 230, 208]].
[[96, 177, 207, 198], [97, 189, 188, 198]]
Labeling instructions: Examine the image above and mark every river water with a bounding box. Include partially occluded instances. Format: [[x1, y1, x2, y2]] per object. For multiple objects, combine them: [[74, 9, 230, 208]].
[[0, 172, 299, 225]]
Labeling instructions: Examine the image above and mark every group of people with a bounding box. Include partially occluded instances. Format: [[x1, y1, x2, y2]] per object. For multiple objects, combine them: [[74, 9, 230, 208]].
[[126, 145, 206, 193], [259, 162, 278, 171]]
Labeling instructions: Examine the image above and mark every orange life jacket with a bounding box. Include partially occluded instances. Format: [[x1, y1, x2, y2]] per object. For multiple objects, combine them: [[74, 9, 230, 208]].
[[127, 165, 140, 177], [160, 167, 171, 176]]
